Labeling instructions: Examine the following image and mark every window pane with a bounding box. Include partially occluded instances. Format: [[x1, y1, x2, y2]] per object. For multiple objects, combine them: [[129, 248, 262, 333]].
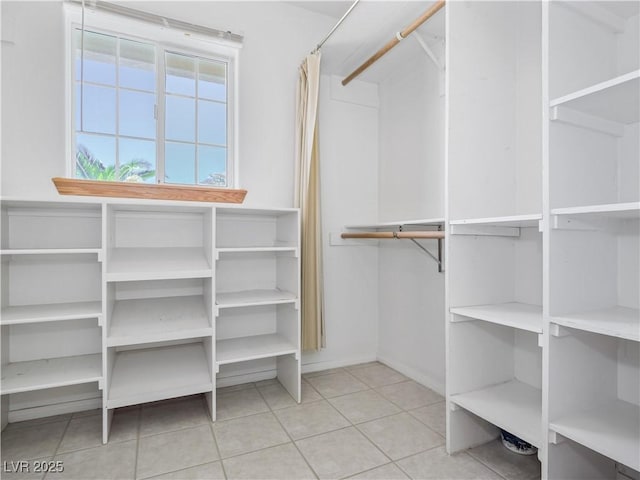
[[166, 52, 195, 96], [78, 84, 116, 134], [198, 100, 226, 146], [120, 38, 155, 92], [119, 138, 156, 183], [165, 95, 195, 142], [119, 90, 156, 139], [165, 142, 195, 184], [198, 59, 226, 102], [75, 134, 115, 180], [198, 145, 226, 186], [75, 29, 116, 86]]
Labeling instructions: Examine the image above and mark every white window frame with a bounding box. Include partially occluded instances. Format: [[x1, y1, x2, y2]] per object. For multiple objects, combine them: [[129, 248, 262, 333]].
[[63, 3, 241, 188]]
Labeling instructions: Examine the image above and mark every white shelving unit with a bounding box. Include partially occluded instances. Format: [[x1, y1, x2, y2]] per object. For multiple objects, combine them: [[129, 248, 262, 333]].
[[103, 203, 215, 441], [546, 1, 639, 477], [0, 200, 104, 431], [0, 199, 301, 441], [445, 1, 543, 469], [214, 208, 301, 404]]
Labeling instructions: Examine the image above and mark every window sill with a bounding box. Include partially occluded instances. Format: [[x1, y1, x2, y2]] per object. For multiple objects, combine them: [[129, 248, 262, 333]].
[[52, 178, 247, 204]]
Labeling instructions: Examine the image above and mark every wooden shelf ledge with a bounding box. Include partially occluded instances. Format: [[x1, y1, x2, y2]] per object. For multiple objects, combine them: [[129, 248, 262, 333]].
[[52, 178, 247, 204]]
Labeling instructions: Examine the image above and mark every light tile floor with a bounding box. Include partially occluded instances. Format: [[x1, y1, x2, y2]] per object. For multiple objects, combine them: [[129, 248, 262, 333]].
[[1, 363, 541, 480]]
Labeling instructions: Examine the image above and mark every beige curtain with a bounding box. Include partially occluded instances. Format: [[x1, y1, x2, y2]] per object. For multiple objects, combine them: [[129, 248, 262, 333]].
[[295, 52, 325, 352]]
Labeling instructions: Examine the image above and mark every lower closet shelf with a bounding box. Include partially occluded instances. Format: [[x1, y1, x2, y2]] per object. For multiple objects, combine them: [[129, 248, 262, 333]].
[[216, 289, 297, 309], [0, 301, 102, 325], [107, 343, 212, 409], [108, 295, 212, 347], [217, 334, 297, 366], [1, 354, 102, 395], [450, 379, 542, 448], [550, 399, 640, 471]]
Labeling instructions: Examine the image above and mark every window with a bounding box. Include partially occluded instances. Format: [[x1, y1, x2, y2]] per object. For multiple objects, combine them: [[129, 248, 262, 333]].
[[66, 4, 240, 188]]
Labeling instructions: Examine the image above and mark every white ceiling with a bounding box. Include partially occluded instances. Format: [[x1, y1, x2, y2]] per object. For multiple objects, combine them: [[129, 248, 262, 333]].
[[288, 1, 445, 83], [287, 1, 352, 19]]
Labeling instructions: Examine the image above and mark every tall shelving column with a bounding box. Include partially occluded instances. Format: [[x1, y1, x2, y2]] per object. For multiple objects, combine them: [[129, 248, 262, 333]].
[[0, 200, 104, 429], [102, 203, 215, 443], [445, 0, 544, 467], [214, 207, 301, 410], [544, 2, 639, 478]]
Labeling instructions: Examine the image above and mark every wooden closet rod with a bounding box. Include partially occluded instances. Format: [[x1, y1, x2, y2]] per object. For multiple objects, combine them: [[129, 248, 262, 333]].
[[342, 0, 445, 86], [341, 231, 445, 239]]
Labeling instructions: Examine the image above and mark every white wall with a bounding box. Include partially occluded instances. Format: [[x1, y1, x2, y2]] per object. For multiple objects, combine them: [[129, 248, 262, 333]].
[[304, 75, 380, 371], [1, 1, 333, 208], [376, 47, 446, 393]]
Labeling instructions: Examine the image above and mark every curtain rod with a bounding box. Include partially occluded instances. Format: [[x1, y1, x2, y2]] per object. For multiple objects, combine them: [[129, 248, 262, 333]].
[[312, 0, 360, 54], [342, 0, 445, 85], [67, 0, 243, 44]]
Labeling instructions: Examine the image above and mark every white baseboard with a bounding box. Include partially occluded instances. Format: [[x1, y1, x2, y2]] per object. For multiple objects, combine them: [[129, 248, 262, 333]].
[[301, 354, 377, 374], [376, 354, 445, 396], [8, 397, 102, 423]]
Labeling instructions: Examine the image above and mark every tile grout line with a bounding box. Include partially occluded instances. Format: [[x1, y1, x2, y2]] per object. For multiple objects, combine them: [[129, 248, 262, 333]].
[[255, 380, 320, 480], [43, 414, 73, 480], [465, 446, 513, 480], [308, 377, 397, 477], [133, 404, 143, 480], [339, 461, 397, 480], [204, 394, 228, 480]]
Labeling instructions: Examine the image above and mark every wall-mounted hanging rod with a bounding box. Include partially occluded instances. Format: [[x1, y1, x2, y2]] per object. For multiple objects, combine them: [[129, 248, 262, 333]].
[[341, 0, 445, 86], [341, 229, 445, 272], [312, 0, 361, 54], [341, 231, 444, 239]]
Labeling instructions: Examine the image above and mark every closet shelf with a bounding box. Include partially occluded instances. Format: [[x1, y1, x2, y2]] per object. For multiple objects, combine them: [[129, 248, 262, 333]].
[[216, 245, 298, 255], [450, 303, 542, 333], [550, 70, 639, 125], [550, 306, 639, 342], [0, 248, 102, 256], [0, 301, 102, 325], [106, 247, 212, 281], [449, 214, 542, 228], [450, 380, 542, 448], [1, 354, 102, 395], [216, 333, 297, 366], [550, 399, 640, 471], [107, 295, 212, 347], [216, 289, 297, 309], [551, 202, 640, 219], [107, 343, 212, 409]]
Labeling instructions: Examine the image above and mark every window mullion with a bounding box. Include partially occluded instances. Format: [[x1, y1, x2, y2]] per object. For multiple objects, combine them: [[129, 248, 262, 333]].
[[157, 46, 166, 184], [115, 36, 120, 179], [194, 58, 199, 185]]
